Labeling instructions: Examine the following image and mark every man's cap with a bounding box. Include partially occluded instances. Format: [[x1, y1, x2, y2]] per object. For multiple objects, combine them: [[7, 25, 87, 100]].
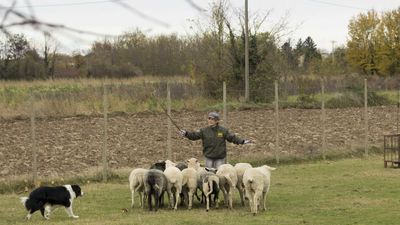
[[208, 112, 220, 121]]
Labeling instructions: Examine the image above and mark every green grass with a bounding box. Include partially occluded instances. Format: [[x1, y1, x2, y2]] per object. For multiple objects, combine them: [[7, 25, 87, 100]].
[[1, 155, 399, 225]]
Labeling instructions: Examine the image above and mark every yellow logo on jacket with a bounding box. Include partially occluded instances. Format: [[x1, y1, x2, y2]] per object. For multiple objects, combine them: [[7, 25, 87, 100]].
[[217, 132, 223, 137]]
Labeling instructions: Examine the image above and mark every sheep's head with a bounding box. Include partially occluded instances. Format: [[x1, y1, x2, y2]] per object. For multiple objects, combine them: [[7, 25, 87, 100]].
[[187, 158, 200, 170], [150, 160, 166, 171], [165, 159, 177, 168]]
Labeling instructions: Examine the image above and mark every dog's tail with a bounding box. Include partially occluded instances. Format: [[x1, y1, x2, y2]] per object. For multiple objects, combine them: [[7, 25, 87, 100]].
[[20, 197, 29, 209]]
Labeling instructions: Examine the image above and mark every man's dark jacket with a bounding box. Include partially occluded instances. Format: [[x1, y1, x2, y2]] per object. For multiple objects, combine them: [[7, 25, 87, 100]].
[[185, 125, 245, 159]]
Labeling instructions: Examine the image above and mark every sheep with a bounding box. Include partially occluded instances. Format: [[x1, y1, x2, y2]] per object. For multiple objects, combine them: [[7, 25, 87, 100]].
[[216, 164, 238, 209], [163, 160, 183, 210], [128, 168, 149, 208], [187, 158, 218, 207], [187, 158, 201, 171], [242, 165, 276, 215], [234, 163, 253, 206], [181, 167, 198, 209], [150, 160, 188, 171], [144, 169, 168, 211], [200, 171, 220, 211]]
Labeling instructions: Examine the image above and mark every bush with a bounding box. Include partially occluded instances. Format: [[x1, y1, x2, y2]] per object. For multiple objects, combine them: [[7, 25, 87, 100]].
[[326, 90, 391, 108]]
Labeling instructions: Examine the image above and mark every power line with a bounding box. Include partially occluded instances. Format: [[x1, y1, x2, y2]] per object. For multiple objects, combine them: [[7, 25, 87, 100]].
[[307, 0, 369, 11]]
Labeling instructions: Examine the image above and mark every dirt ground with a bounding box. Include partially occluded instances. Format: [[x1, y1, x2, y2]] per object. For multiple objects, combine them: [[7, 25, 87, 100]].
[[0, 106, 397, 180]]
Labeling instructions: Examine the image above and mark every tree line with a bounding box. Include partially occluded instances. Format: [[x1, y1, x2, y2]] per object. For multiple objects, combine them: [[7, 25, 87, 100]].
[[1, 2, 399, 100]]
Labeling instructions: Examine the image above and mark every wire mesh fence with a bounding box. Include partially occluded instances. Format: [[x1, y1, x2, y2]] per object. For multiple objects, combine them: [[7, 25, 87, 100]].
[[0, 76, 399, 184]]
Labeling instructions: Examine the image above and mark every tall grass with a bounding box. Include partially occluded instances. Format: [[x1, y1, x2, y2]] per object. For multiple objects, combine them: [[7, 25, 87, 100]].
[[0, 77, 227, 119], [0, 76, 397, 119]]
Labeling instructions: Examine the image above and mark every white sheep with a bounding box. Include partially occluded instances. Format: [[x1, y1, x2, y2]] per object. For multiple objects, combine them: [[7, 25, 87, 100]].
[[242, 165, 276, 215], [234, 162, 253, 206], [187, 157, 220, 209], [163, 160, 183, 210], [200, 171, 220, 211], [187, 158, 201, 171], [129, 168, 149, 208], [181, 167, 198, 209], [216, 164, 238, 209]]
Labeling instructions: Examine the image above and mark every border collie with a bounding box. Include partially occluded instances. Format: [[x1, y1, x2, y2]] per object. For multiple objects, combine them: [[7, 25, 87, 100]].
[[20, 184, 83, 220]]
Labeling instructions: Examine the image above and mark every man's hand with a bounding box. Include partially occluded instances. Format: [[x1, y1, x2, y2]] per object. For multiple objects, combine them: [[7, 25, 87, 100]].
[[243, 140, 252, 144], [180, 130, 187, 137]]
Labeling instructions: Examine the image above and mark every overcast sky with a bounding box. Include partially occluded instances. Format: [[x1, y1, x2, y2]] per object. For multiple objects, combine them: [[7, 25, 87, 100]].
[[2, 0, 400, 54]]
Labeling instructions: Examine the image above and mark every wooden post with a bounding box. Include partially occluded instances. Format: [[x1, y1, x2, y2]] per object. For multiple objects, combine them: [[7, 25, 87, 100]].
[[274, 80, 280, 164], [321, 79, 326, 160], [364, 78, 368, 157], [102, 82, 108, 182], [167, 83, 172, 160], [397, 88, 399, 134], [244, 0, 249, 102], [223, 82, 227, 126], [30, 92, 38, 186]]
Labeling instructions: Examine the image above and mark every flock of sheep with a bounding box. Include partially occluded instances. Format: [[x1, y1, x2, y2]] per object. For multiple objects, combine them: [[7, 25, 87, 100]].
[[129, 158, 276, 215]]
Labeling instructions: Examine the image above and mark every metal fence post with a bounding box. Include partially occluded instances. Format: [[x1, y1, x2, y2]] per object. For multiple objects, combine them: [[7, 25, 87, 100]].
[[30, 92, 38, 186], [167, 83, 172, 160], [223, 82, 227, 126], [321, 79, 326, 160], [364, 78, 368, 157], [274, 80, 280, 164], [102, 82, 108, 182]]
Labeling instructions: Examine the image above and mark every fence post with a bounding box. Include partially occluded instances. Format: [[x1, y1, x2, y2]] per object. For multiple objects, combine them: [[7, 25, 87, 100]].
[[30, 92, 38, 187], [321, 79, 326, 160], [274, 80, 280, 164], [397, 87, 399, 134], [167, 83, 172, 160], [364, 78, 368, 157], [223, 82, 227, 126], [102, 82, 108, 182]]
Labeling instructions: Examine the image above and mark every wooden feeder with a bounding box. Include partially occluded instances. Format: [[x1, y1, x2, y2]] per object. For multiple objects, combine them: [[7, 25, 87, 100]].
[[383, 134, 400, 168]]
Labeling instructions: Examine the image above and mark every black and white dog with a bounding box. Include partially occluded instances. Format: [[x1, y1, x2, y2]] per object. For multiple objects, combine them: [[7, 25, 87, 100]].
[[20, 184, 83, 220]]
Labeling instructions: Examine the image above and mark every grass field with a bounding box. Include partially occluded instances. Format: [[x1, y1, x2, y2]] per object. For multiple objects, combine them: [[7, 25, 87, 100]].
[[0, 155, 399, 225]]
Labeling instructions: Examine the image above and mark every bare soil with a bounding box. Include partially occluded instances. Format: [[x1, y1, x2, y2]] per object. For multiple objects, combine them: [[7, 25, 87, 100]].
[[0, 106, 396, 180]]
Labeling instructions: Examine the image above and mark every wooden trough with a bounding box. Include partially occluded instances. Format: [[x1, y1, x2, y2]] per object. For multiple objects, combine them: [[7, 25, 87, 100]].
[[383, 134, 400, 168]]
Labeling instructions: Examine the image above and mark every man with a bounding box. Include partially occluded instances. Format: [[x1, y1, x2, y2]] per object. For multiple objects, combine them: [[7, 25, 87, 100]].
[[180, 112, 252, 169]]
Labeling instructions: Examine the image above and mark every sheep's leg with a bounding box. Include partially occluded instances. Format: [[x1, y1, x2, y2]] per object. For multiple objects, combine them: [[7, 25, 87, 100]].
[[154, 193, 160, 212], [228, 190, 233, 209], [214, 192, 220, 209], [261, 191, 267, 211], [253, 191, 262, 215], [238, 186, 245, 206], [142, 193, 147, 209], [188, 189, 194, 210], [221, 187, 228, 208], [138, 192, 143, 208], [174, 188, 180, 210], [167, 186, 174, 209], [205, 194, 210, 211], [131, 189, 135, 208], [247, 191, 254, 214], [147, 192, 153, 211]]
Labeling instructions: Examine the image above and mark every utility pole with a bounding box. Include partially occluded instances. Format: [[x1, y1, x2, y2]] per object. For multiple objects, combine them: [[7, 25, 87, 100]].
[[331, 40, 336, 64], [244, 0, 249, 102]]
